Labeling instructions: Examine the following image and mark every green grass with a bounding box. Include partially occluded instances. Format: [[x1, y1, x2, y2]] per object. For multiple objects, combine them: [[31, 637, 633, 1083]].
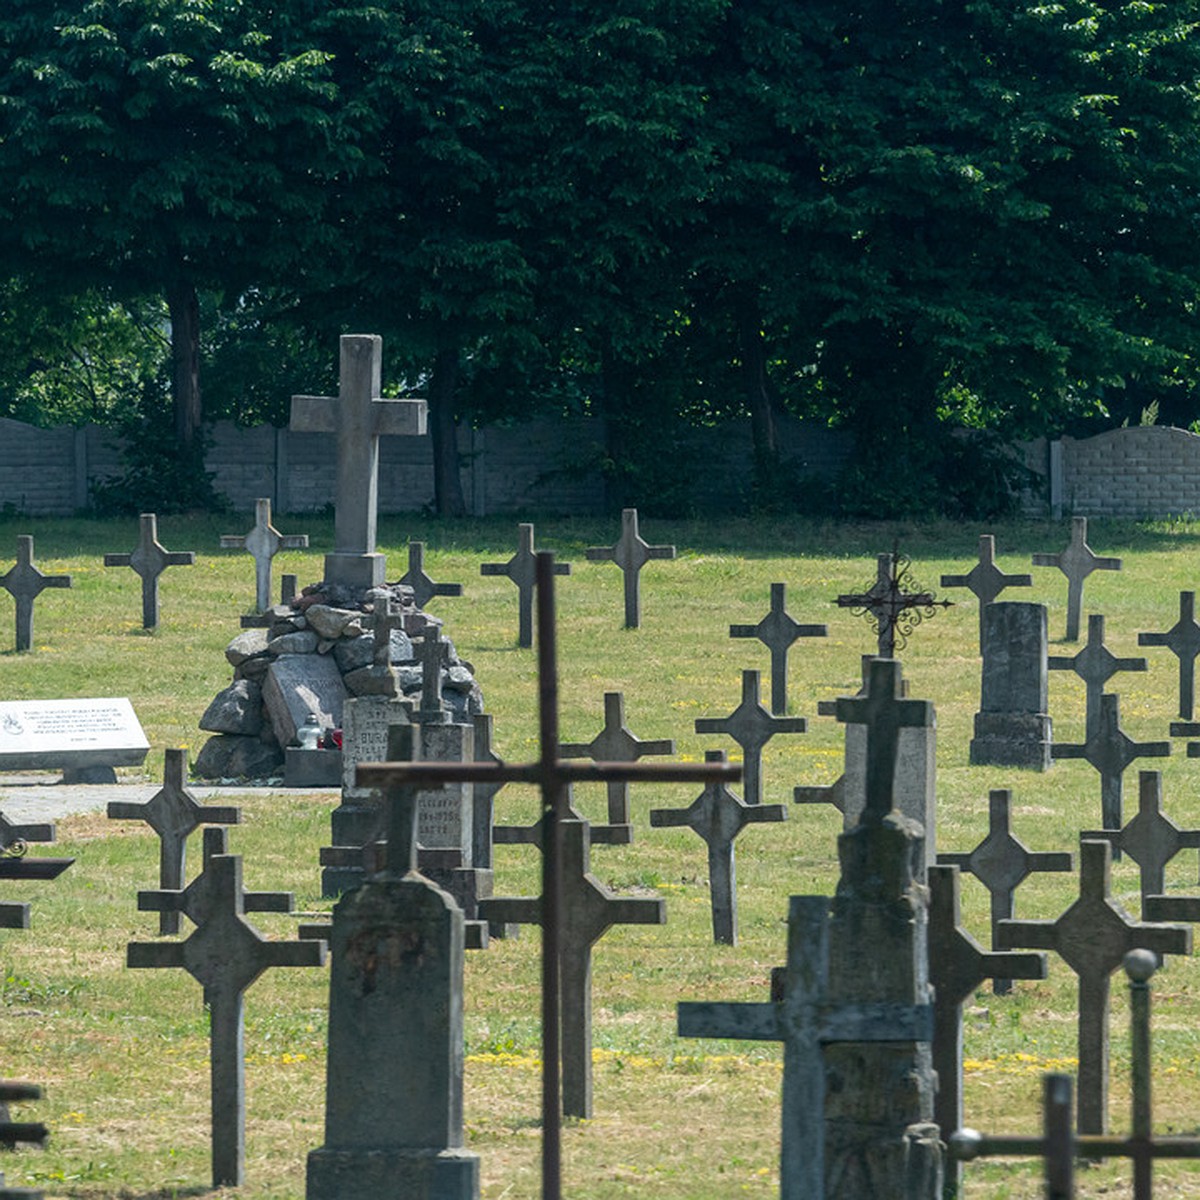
[[3, 513, 1200, 1196]]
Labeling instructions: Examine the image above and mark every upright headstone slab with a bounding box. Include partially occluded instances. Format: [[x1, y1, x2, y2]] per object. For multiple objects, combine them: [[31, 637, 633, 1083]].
[[290, 334, 427, 589], [650, 749, 786, 944], [107, 748, 241, 935], [307, 751, 479, 1200], [729, 582, 827, 714], [1031, 515, 1122, 641], [129, 852, 327, 1186], [401, 541, 464, 609], [940, 534, 1033, 650], [103, 513, 195, 629], [1138, 590, 1200, 720], [262, 652, 348, 749], [695, 670, 806, 806], [416, 720, 474, 861], [220, 498, 309, 614], [584, 508, 675, 628], [996, 839, 1190, 1135], [560, 691, 675, 831], [0, 536, 71, 653], [0, 697, 149, 783], [937, 789, 1073, 993], [1052, 692, 1170, 833], [480, 523, 571, 647], [969, 601, 1052, 769], [1049, 613, 1147, 739]]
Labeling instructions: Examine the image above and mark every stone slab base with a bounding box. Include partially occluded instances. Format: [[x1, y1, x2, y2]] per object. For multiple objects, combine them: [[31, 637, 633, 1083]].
[[285, 747, 343, 788], [969, 712, 1052, 770], [307, 1145, 479, 1200]]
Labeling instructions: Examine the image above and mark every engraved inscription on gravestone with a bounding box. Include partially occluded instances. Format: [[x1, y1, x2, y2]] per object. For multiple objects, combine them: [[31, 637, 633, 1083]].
[[0, 697, 149, 775]]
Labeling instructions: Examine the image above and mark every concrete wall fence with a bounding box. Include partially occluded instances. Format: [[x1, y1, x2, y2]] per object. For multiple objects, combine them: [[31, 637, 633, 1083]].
[[3, 412, 1199, 520]]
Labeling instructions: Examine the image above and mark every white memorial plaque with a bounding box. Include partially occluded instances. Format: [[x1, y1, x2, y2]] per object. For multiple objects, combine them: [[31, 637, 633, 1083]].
[[0, 697, 150, 771]]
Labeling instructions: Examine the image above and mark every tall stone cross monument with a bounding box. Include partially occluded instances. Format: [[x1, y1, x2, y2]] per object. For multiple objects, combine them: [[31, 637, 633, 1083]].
[[290, 335, 427, 589]]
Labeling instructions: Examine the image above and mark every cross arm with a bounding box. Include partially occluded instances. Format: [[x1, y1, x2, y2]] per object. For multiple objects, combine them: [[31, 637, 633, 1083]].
[[219, 536, 246, 549], [263, 941, 327, 969], [164, 552, 196, 567], [794, 777, 847, 813], [128, 942, 187, 969], [976, 950, 1047, 983], [935, 851, 973, 870], [1143, 895, 1200, 922], [1027, 851, 1074, 872], [677, 1000, 780, 1041], [648, 808, 691, 828], [103, 554, 133, 566], [605, 897, 667, 926], [478, 897, 542, 926], [0, 904, 30, 929], [820, 1001, 934, 1043], [1138, 632, 1172, 648], [995, 918, 1059, 951], [743, 804, 788, 825]]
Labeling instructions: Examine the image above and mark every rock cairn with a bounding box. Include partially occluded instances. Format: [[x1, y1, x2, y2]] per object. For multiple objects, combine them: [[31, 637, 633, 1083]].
[[193, 581, 484, 780]]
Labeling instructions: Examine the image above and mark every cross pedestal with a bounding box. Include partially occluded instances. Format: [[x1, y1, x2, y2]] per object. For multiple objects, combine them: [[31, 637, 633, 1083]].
[[650, 749, 786, 944], [480, 523, 571, 647], [729, 582, 827, 714], [695, 669, 806, 805], [1049, 613, 1147, 738], [997, 839, 1190, 1134], [940, 534, 1033, 650], [1032, 515, 1122, 641], [103, 513, 195, 628], [1138, 590, 1200, 719], [1, 536, 71, 652], [220, 498, 308, 613], [290, 335, 427, 589], [400, 541, 464, 609], [584, 508, 675, 628], [560, 691, 675, 831]]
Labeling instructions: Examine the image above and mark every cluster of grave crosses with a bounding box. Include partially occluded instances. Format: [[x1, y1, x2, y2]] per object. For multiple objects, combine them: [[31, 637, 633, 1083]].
[[5, 334, 1200, 1199]]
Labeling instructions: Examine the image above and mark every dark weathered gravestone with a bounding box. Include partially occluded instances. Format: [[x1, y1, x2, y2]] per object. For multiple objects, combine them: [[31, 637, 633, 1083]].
[[400, 541, 464, 609], [480, 523, 571, 648], [940, 533, 1033, 650], [290, 334, 426, 589], [219, 498, 309, 614], [0, 536, 71, 653], [584, 508, 675, 628], [107, 748, 241, 935], [356, 553, 736, 1200], [560, 691, 674, 833], [1049, 613, 1147, 739], [835, 551, 951, 657], [695, 669, 806, 806], [1085, 770, 1200, 910], [103, 513, 195, 629], [1053, 692, 1170, 834], [951, 952, 1200, 1199], [729, 582, 827, 714], [1138, 590, 1200, 720], [937, 789, 1073, 994], [996, 839, 1190, 1135], [128, 851, 326, 1186], [650, 749, 786, 944], [1032, 515, 1122, 642], [925, 863, 1047, 1185], [969, 601, 1052, 769], [307, 735, 479, 1200]]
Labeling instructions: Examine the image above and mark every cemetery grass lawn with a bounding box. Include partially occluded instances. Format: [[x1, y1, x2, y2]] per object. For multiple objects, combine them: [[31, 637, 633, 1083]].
[[5, 513, 1200, 1195]]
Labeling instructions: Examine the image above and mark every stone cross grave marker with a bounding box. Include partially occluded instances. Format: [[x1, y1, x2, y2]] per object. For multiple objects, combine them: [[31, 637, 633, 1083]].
[[650, 749, 786, 944], [1138, 590, 1200, 720], [695, 669, 806, 806], [0, 819, 73, 932], [1049, 612, 1147, 739], [107, 748, 241, 935], [480, 523, 571, 648], [678, 895, 935, 1200], [729, 582, 827, 714], [219, 498, 309, 614], [1085, 770, 1200, 909], [415, 623, 454, 725], [0, 810, 56, 858], [940, 533, 1033, 650], [470, 713, 506, 872], [835, 550, 951, 657], [494, 781, 631, 847], [0, 535, 71, 653], [308, 733, 479, 1200], [128, 848, 326, 1187], [480, 819, 665, 1119], [583, 507, 675, 628], [937, 789, 1073, 993], [1052, 692, 1170, 835], [290, 334, 427, 589], [996, 838, 1191, 1135], [1032, 515, 1122, 641], [951, 951, 1200, 1200], [103, 513, 195, 629], [356, 552, 736, 1200], [400, 541, 464, 609], [560, 691, 675, 834], [925, 862, 1047, 1187]]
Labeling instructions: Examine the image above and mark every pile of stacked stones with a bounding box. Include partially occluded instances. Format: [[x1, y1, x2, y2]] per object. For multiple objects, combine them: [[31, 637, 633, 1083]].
[[193, 581, 483, 780]]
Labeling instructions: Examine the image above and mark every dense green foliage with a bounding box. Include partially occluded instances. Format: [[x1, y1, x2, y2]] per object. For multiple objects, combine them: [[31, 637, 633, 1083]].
[[3, 0, 1200, 515]]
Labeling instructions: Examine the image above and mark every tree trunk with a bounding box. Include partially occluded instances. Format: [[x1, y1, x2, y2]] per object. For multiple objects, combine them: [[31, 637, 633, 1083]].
[[429, 341, 467, 517], [165, 277, 202, 448]]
